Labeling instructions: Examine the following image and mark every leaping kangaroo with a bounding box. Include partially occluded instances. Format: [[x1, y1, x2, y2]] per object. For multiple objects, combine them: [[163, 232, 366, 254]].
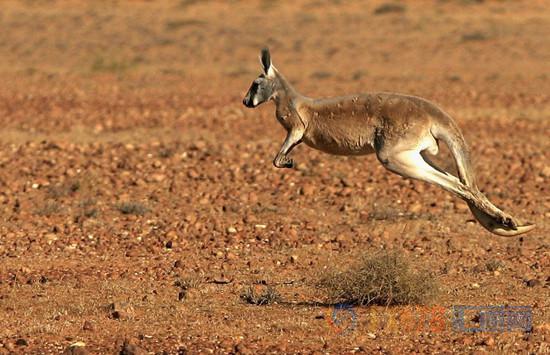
[[242, 48, 535, 237]]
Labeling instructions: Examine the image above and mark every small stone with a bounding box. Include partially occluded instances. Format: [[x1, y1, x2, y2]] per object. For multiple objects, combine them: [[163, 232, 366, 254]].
[[45, 233, 58, 244], [300, 184, 315, 196], [290, 255, 298, 263], [166, 230, 178, 239], [525, 279, 540, 287], [151, 173, 166, 182], [226, 226, 237, 234], [178, 290, 186, 301], [367, 332, 376, 339], [223, 251, 236, 261], [82, 320, 94, 331], [541, 166, 550, 178], [120, 339, 147, 355], [108, 302, 134, 320], [63, 342, 89, 355], [409, 202, 422, 213], [15, 338, 28, 346], [254, 224, 267, 229], [471, 283, 480, 289]]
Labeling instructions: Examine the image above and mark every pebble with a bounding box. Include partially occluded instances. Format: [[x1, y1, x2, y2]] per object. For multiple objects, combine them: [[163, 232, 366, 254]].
[[63, 342, 89, 355], [108, 302, 134, 320], [226, 226, 237, 234], [15, 338, 28, 346], [300, 184, 315, 196], [82, 320, 94, 331], [409, 202, 422, 213], [151, 173, 166, 182], [226, 252, 237, 260], [120, 339, 147, 355], [525, 279, 540, 287]]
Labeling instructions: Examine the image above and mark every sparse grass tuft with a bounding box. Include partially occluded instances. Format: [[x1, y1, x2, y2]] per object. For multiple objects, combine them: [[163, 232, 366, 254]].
[[374, 3, 406, 15], [310, 71, 332, 80], [240, 285, 281, 306], [115, 201, 149, 216], [485, 259, 505, 272], [317, 251, 438, 306], [165, 19, 205, 30], [78, 198, 98, 218], [35, 200, 62, 216], [174, 277, 201, 290], [461, 31, 488, 42], [46, 179, 80, 198], [91, 56, 139, 74], [174, 276, 201, 301]]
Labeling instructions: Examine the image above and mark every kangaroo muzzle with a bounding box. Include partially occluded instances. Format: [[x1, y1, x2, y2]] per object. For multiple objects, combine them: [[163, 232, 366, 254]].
[[243, 95, 255, 108]]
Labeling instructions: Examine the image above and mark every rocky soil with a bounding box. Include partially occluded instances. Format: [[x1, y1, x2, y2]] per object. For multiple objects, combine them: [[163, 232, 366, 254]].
[[0, 1, 548, 353]]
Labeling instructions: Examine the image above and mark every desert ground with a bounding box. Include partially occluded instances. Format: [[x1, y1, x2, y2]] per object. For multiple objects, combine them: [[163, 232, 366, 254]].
[[0, 0, 548, 353]]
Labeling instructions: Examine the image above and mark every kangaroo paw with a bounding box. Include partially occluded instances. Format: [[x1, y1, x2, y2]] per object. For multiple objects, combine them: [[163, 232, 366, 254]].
[[467, 201, 534, 237], [499, 213, 518, 230]]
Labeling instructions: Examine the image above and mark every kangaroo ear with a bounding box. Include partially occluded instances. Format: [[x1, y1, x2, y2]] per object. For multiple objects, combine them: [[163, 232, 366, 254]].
[[260, 47, 271, 74]]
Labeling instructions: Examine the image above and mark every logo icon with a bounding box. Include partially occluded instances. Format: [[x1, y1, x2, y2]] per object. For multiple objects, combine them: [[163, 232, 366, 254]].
[[452, 305, 532, 333], [326, 303, 357, 336]]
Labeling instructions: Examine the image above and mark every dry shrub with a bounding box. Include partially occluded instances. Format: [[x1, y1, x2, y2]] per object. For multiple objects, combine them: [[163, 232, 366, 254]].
[[374, 3, 406, 15], [46, 179, 80, 198], [240, 285, 281, 306], [461, 31, 488, 42], [35, 200, 62, 216], [116, 201, 149, 216], [317, 251, 438, 306], [485, 259, 505, 272]]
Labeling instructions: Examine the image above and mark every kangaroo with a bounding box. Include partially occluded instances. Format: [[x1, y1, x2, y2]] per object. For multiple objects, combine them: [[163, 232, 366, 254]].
[[242, 48, 535, 237]]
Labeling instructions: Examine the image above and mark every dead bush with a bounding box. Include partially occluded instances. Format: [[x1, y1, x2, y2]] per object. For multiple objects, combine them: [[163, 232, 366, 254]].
[[461, 31, 489, 42], [115, 201, 149, 216], [35, 200, 62, 216], [485, 259, 505, 272], [374, 3, 406, 15], [240, 285, 281, 306], [317, 251, 438, 306], [46, 179, 80, 198]]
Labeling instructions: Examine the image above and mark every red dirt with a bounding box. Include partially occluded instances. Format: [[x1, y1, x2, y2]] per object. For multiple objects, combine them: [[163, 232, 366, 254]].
[[0, 1, 548, 353]]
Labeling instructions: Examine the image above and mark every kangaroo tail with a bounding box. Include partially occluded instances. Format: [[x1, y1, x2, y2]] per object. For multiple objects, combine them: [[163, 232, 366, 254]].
[[431, 119, 535, 237]]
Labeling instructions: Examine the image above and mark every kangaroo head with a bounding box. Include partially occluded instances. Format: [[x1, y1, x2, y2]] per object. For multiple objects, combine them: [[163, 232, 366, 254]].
[[243, 48, 279, 108]]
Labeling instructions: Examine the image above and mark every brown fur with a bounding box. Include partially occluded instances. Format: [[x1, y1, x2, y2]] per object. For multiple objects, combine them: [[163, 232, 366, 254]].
[[244, 52, 535, 237]]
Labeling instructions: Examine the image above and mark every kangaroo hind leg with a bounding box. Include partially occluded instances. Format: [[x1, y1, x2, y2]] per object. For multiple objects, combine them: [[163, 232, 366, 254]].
[[376, 145, 533, 236]]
